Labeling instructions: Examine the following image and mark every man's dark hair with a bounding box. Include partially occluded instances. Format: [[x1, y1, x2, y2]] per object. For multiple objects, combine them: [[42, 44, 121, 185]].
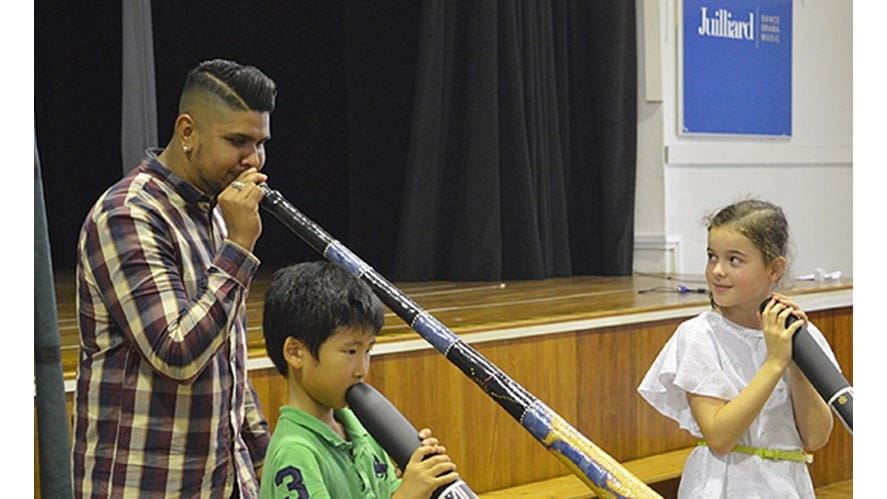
[[180, 58, 277, 113], [262, 261, 385, 377]]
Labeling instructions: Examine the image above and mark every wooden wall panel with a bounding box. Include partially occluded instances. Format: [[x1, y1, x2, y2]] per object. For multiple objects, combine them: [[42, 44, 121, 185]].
[[576, 320, 697, 463], [805, 308, 853, 487], [630, 321, 699, 458], [364, 332, 581, 492], [249, 368, 288, 434]]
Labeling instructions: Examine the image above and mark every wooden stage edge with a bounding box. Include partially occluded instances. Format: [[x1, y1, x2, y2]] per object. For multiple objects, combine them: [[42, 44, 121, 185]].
[[57, 273, 853, 393]]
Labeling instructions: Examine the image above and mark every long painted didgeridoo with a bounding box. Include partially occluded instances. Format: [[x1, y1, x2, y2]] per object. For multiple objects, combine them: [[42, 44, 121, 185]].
[[258, 184, 660, 499]]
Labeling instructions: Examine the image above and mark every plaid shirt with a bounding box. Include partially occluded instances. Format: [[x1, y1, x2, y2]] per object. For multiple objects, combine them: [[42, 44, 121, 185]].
[[73, 149, 269, 498]]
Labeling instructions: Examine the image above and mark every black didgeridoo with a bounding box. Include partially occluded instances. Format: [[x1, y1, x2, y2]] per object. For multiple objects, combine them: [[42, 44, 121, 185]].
[[759, 299, 852, 433], [346, 382, 477, 499]]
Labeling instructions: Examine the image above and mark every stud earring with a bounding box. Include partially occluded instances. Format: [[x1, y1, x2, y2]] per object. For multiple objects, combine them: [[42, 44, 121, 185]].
[[183, 145, 191, 154]]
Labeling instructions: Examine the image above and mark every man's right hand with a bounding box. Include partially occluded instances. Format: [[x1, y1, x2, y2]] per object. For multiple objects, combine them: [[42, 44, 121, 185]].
[[218, 168, 268, 252]]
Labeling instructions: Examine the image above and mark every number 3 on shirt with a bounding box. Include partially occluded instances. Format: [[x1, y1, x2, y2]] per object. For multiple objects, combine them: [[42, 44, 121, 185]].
[[275, 466, 309, 498]]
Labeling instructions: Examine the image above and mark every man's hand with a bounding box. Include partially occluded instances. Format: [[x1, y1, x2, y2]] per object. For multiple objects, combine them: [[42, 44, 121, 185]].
[[218, 168, 268, 252]]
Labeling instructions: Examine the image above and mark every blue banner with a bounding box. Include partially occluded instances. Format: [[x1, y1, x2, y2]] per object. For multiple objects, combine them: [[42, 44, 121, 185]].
[[682, 0, 792, 136]]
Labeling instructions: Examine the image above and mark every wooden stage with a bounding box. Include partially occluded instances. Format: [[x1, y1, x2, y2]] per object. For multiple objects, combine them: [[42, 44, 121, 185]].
[[44, 272, 853, 495]]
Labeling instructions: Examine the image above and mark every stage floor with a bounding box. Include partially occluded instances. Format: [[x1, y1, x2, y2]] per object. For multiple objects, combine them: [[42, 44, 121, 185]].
[[52, 271, 852, 382]]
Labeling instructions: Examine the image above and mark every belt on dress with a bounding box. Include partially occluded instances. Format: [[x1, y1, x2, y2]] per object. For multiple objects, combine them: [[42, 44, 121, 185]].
[[696, 439, 813, 463]]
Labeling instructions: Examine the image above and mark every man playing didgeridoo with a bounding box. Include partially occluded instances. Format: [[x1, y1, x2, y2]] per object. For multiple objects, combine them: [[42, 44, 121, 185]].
[[73, 59, 275, 498]]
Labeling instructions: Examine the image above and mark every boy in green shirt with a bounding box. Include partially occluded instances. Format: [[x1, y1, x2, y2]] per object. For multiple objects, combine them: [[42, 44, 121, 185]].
[[260, 261, 461, 498]]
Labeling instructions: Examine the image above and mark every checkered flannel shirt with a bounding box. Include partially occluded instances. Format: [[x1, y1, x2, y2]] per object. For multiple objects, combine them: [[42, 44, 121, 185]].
[[73, 150, 269, 498]]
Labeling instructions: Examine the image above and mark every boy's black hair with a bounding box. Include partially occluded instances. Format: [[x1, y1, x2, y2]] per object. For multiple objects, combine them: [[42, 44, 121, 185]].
[[180, 58, 277, 113], [262, 261, 385, 377]]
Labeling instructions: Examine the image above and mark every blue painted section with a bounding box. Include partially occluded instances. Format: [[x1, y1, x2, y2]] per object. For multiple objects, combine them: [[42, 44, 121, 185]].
[[683, 0, 792, 135], [324, 243, 370, 277], [412, 314, 457, 354], [522, 403, 626, 498]]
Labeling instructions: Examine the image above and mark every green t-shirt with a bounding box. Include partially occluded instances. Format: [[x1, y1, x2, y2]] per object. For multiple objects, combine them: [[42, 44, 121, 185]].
[[260, 406, 402, 498]]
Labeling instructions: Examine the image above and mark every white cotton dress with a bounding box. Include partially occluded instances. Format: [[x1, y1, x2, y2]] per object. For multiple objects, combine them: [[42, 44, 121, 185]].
[[637, 310, 840, 499]]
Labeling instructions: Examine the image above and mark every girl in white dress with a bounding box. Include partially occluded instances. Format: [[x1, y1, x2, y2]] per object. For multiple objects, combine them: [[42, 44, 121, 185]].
[[637, 199, 839, 498]]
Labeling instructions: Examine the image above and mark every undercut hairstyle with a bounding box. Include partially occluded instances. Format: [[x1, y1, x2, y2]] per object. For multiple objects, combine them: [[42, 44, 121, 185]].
[[705, 198, 790, 265], [179, 58, 277, 113], [262, 261, 385, 377]]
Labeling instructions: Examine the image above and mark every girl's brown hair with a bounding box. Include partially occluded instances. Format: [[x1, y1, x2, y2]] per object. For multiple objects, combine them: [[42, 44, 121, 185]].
[[705, 199, 789, 265]]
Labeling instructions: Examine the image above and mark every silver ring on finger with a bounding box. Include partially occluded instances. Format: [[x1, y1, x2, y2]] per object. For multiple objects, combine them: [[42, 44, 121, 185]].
[[231, 181, 246, 191]]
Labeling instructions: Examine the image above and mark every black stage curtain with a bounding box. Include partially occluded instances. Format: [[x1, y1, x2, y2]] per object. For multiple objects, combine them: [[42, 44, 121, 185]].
[[36, 1, 635, 281], [35, 1, 123, 271], [393, 1, 637, 280]]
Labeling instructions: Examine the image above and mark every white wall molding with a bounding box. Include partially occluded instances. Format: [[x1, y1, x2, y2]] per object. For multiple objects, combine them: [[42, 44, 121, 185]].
[[634, 233, 682, 274], [642, 0, 663, 102], [665, 144, 852, 166]]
